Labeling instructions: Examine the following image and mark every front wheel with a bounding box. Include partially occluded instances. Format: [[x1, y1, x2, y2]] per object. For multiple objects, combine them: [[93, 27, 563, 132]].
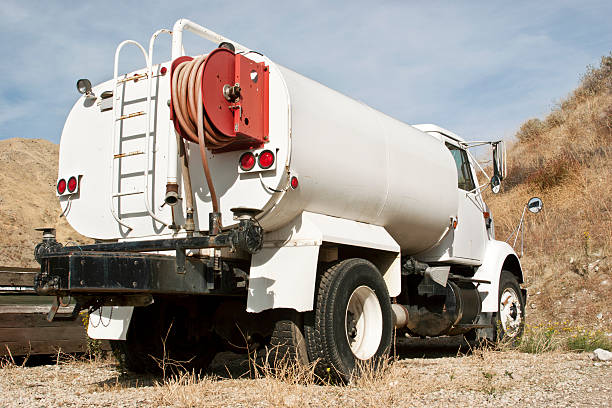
[[494, 271, 526, 343], [304, 259, 393, 382]]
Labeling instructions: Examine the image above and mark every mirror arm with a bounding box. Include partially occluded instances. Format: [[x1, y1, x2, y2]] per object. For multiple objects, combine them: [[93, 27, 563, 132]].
[[462, 141, 495, 148], [468, 182, 491, 195], [466, 149, 491, 182]]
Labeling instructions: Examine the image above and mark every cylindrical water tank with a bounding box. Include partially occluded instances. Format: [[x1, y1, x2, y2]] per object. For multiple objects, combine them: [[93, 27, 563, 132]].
[[58, 51, 458, 254], [255, 66, 458, 254]]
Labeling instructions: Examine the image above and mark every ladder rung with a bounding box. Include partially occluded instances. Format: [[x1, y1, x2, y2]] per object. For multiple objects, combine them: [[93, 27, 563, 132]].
[[117, 111, 145, 121], [116, 73, 148, 84], [113, 190, 144, 198], [114, 151, 144, 159]]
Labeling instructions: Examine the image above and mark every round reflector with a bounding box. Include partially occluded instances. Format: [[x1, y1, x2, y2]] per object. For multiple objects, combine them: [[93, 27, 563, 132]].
[[290, 176, 299, 189], [67, 176, 77, 193], [57, 179, 66, 195], [258, 150, 275, 169], [239, 152, 256, 171]]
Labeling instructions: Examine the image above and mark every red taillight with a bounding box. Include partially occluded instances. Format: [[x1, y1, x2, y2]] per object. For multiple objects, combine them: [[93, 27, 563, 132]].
[[290, 176, 299, 189], [160, 66, 167, 75], [258, 150, 274, 169], [67, 176, 77, 193], [239, 152, 256, 171], [57, 179, 66, 195]]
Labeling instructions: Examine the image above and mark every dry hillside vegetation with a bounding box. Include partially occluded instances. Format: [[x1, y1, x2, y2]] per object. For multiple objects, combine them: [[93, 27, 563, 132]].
[[485, 54, 612, 332], [0, 138, 90, 267]]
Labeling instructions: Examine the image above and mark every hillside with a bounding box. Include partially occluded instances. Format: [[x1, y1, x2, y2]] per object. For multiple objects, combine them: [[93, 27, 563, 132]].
[[485, 54, 612, 331], [0, 138, 89, 267]]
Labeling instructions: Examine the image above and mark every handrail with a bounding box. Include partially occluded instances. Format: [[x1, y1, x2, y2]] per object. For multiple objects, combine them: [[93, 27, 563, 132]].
[[111, 40, 150, 232], [143, 29, 173, 228]]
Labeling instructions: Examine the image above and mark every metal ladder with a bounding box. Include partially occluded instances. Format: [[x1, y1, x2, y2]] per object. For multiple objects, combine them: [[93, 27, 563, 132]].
[[109, 31, 171, 232]]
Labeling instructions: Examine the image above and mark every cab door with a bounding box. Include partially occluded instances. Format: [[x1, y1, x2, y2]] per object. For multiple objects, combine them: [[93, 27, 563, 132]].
[[445, 141, 487, 262]]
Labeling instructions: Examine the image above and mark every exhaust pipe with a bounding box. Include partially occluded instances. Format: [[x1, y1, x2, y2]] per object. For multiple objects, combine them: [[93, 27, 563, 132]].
[[392, 303, 410, 329]]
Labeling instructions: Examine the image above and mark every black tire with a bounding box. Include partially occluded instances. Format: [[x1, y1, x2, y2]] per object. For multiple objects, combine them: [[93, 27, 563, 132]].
[[255, 310, 309, 374], [266, 310, 309, 366], [304, 258, 393, 382], [493, 271, 525, 344], [111, 300, 218, 374]]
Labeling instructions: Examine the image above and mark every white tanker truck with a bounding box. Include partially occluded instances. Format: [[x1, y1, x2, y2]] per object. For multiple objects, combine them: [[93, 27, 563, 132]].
[[34, 19, 525, 380]]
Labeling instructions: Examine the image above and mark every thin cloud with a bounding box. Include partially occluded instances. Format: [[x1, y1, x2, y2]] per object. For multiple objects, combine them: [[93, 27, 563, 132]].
[[0, 1, 610, 143]]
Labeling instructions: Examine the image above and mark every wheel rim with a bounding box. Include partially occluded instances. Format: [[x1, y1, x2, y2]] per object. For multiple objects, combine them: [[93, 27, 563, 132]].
[[345, 285, 383, 360], [499, 287, 523, 337]]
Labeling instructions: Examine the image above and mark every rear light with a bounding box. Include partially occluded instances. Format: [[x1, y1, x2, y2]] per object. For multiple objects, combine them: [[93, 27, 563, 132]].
[[237, 149, 276, 173], [67, 176, 78, 193], [57, 179, 66, 195], [239, 152, 256, 171], [57, 175, 81, 196], [290, 176, 299, 189], [258, 150, 274, 169]]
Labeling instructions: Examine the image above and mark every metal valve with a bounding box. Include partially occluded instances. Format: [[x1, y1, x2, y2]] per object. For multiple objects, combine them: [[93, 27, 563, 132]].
[[223, 83, 241, 102]]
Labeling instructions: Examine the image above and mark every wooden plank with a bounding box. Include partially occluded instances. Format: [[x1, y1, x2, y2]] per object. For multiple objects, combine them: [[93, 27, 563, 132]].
[[0, 305, 75, 314], [2, 340, 88, 356], [0, 313, 84, 329], [1, 339, 111, 356], [0, 271, 37, 287], [0, 326, 87, 343], [0, 289, 36, 295], [0, 266, 40, 273], [0, 291, 112, 356]]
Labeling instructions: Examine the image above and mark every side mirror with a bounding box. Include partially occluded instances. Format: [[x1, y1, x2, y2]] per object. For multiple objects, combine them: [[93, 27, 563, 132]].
[[527, 197, 543, 213], [492, 141, 506, 181], [490, 175, 501, 194]]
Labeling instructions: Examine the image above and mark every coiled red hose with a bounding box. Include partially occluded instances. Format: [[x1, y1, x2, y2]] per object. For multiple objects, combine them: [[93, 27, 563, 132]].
[[170, 56, 232, 214]]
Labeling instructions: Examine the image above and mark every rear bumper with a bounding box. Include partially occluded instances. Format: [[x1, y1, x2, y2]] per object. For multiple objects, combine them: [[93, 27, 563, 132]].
[[34, 219, 262, 300], [35, 251, 219, 297]]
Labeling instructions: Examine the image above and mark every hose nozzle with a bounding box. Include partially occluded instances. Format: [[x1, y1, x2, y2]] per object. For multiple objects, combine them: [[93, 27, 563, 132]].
[[165, 183, 180, 206]]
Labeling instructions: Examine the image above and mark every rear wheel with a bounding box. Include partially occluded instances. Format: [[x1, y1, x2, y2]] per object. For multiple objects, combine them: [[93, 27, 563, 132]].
[[111, 299, 219, 374], [260, 310, 309, 369], [304, 259, 393, 382]]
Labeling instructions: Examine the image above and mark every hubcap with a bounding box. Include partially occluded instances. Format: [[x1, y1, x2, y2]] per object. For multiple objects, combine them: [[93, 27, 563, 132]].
[[499, 287, 522, 337], [345, 286, 383, 360]]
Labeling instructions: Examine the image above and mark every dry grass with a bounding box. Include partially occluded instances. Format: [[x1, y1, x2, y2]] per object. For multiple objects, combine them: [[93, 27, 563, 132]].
[[148, 345, 611, 407], [485, 53, 612, 332]]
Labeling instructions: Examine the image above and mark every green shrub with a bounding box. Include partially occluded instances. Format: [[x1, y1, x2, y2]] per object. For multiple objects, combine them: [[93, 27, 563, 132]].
[[566, 330, 612, 352], [516, 326, 561, 354]]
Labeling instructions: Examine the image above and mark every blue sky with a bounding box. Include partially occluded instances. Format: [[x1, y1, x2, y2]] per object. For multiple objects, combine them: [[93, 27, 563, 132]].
[[1, 1, 610, 144]]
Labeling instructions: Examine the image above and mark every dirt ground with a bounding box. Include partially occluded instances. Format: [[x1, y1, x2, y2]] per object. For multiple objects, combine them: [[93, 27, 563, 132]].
[[0, 338, 610, 407]]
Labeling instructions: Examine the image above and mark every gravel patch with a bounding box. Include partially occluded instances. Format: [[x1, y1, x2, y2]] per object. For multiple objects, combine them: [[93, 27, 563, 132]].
[[0, 347, 610, 407]]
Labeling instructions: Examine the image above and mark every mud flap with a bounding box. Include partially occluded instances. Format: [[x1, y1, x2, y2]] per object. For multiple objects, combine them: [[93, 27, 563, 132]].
[[87, 306, 134, 340]]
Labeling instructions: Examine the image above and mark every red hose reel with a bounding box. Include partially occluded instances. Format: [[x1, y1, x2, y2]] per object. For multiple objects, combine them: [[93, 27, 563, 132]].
[[170, 48, 269, 153]]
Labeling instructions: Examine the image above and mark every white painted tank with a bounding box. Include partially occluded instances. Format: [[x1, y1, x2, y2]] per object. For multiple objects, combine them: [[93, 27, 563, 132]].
[[58, 51, 458, 254]]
